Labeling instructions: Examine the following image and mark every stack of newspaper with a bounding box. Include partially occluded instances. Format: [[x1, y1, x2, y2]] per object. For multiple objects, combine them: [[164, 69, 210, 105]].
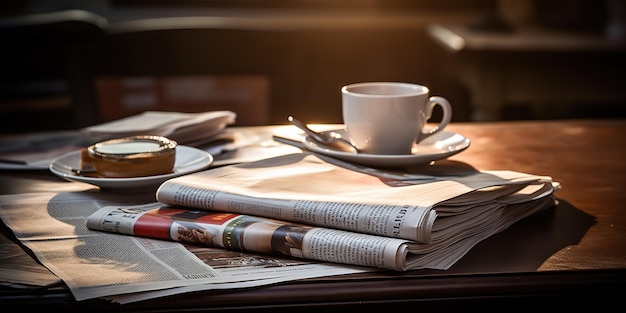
[[88, 152, 558, 272], [0, 110, 236, 169], [81, 110, 236, 146], [0, 150, 559, 303]]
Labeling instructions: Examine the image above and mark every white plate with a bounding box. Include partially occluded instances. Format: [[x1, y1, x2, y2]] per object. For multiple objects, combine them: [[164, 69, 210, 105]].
[[49, 146, 213, 191], [303, 129, 470, 168]]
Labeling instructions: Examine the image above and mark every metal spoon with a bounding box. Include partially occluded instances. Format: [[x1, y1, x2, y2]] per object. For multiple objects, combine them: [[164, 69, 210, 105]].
[[287, 115, 358, 153]]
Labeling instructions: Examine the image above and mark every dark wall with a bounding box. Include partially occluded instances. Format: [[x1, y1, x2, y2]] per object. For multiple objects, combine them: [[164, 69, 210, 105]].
[[89, 27, 451, 125], [10, 1, 623, 132]]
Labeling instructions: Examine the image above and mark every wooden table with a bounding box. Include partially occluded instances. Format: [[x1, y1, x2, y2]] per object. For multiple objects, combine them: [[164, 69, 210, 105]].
[[1, 118, 625, 310], [427, 23, 626, 121]]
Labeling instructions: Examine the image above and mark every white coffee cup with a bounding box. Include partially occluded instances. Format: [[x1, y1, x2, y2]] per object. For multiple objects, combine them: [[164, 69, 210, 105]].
[[341, 82, 452, 155]]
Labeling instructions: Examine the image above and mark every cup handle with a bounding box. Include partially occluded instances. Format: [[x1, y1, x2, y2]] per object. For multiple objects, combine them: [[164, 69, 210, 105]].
[[416, 96, 452, 143]]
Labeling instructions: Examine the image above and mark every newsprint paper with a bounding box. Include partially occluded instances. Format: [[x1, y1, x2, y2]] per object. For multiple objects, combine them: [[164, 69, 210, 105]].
[[152, 153, 557, 270], [0, 192, 371, 303], [0, 153, 558, 303]]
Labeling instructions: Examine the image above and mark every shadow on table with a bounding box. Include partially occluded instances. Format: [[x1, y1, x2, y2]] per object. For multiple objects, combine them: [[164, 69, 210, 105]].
[[420, 199, 595, 274]]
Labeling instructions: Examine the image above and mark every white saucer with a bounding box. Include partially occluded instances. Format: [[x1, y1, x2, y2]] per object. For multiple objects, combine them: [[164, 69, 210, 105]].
[[303, 129, 470, 168], [49, 146, 213, 191]]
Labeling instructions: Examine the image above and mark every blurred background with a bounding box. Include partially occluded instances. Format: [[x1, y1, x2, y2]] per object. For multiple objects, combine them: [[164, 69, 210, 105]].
[[1, 0, 625, 133]]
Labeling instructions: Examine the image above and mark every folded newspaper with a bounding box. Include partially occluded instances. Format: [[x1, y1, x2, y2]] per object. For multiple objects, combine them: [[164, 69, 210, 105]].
[[0, 110, 236, 169], [87, 152, 558, 271], [81, 110, 237, 146]]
